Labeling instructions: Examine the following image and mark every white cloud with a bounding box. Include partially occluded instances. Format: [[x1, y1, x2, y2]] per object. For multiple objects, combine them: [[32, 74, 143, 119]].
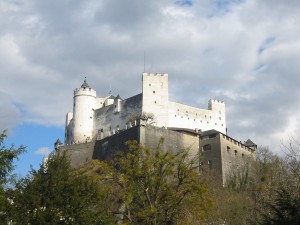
[[35, 147, 52, 156]]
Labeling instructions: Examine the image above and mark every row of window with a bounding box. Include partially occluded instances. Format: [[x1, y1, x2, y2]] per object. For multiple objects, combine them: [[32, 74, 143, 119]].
[[202, 145, 245, 158], [174, 114, 222, 121]]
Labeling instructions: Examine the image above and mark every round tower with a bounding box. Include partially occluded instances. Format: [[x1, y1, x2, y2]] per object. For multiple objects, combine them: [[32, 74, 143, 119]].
[[72, 78, 96, 143]]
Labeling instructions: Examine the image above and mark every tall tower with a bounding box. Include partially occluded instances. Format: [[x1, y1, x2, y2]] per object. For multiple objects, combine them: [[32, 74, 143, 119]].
[[142, 73, 169, 127], [72, 78, 96, 143]]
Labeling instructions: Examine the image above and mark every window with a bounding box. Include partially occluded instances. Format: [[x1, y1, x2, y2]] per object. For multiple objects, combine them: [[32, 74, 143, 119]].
[[208, 160, 212, 169], [219, 117, 221, 120], [203, 144, 212, 151], [154, 101, 157, 104], [149, 84, 151, 86], [242, 153, 245, 158], [234, 150, 238, 156], [153, 91, 155, 93], [227, 146, 230, 152], [209, 134, 216, 139]]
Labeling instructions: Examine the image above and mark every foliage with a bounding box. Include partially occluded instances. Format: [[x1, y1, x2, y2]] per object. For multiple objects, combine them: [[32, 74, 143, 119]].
[[0, 130, 26, 185], [0, 130, 26, 224], [10, 151, 116, 225], [109, 139, 212, 225], [255, 141, 300, 225]]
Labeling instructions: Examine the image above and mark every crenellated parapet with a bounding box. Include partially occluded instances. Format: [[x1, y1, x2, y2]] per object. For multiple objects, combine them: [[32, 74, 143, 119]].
[[142, 72, 168, 76], [73, 87, 96, 97]]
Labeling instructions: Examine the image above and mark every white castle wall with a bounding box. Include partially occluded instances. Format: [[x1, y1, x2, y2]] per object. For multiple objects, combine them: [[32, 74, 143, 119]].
[[168, 100, 226, 134], [142, 73, 169, 127]]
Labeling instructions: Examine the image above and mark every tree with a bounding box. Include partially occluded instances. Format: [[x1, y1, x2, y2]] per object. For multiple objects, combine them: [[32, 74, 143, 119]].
[[108, 139, 212, 225], [10, 151, 116, 224], [0, 130, 25, 223], [256, 141, 300, 225]]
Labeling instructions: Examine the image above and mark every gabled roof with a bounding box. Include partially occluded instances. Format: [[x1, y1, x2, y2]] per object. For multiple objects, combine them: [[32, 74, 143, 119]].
[[244, 139, 257, 147]]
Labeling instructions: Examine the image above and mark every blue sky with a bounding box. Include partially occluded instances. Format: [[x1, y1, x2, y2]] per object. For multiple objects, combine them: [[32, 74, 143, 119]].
[[1, 0, 300, 176], [5, 124, 64, 176]]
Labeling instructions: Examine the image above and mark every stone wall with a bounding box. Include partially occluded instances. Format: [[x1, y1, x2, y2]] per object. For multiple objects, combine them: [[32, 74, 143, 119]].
[[59, 141, 96, 167], [59, 125, 255, 185], [140, 125, 200, 157]]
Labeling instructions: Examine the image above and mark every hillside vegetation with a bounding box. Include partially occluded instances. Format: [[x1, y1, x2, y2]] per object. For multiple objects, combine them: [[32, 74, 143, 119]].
[[1, 131, 300, 225]]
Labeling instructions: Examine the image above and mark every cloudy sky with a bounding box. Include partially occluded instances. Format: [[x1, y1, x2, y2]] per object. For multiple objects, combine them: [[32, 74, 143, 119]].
[[1, 0, 300, 175]]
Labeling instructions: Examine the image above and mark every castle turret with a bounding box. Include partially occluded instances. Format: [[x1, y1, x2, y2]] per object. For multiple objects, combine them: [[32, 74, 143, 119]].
[[72, 78, 96, 143]]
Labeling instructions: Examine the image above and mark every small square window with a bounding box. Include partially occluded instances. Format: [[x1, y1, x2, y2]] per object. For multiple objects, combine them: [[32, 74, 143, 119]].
[[153, 91, 155, 93]]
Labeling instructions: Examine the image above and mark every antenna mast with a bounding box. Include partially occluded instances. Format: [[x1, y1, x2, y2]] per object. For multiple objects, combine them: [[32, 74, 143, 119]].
[[144, 51, 146, 72]]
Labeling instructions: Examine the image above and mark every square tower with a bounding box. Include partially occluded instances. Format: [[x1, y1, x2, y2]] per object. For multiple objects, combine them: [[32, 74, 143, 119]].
[[142, 73, 169, 127]]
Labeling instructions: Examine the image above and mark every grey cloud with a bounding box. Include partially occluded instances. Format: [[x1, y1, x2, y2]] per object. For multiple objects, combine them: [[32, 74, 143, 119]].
[[0, 93, 21, 132], [0, 0, 300, 153]]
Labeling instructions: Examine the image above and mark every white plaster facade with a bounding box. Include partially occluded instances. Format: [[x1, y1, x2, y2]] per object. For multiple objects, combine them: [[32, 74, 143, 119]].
[[64, 73, 226, 144]]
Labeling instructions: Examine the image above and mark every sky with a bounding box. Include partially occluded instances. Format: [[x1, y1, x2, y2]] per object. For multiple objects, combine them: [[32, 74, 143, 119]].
[[1, 0, 300, 176]]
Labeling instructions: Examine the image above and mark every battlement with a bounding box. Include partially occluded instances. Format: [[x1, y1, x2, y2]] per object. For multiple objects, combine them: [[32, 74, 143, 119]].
[[209, 99, 225, 105], [142, 72, 168, 77], [74, 87, 96, 97]]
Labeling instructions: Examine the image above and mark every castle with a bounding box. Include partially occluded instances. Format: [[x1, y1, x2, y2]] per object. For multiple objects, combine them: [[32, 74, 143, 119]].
[[59, 73, 256, 185], [65, 73, 226, 144]]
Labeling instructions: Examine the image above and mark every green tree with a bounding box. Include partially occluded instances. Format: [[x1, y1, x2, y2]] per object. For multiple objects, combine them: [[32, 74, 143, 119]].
[[11, 151, 116, 224], [109, 140, 212, 225], [0, 130, 25, 223]]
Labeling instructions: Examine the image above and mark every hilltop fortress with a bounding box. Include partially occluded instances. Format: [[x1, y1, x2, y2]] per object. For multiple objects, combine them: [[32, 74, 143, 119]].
[[60, 73, 256, 184], [65, 73, 226, 144]]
